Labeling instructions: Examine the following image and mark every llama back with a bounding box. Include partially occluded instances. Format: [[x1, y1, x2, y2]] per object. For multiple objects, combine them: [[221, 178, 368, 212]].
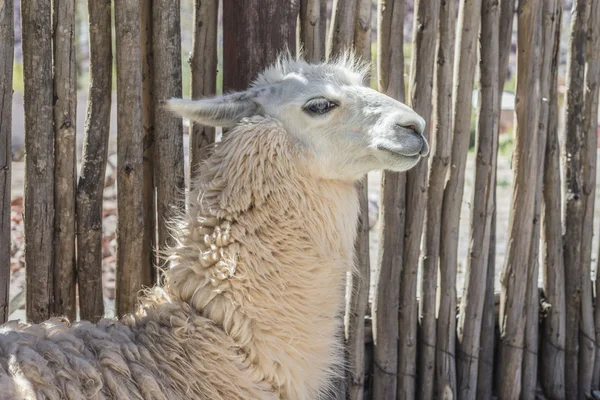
[[0, 301, 274, 399]]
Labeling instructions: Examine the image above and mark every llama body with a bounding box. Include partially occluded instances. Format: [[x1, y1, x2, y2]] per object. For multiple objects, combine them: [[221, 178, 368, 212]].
[[0, 55, 427, 399]]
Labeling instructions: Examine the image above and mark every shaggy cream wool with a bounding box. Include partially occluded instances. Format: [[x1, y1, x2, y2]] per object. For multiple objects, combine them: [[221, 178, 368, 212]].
[[0, 118, 357, 400]]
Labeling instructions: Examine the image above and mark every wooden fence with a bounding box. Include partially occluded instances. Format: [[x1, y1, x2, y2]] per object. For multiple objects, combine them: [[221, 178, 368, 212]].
[[2, 0, 600, 398]]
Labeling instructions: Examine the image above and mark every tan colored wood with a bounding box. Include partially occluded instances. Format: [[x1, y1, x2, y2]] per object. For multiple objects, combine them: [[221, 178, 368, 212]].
[[539, 5, 566, 397], [114, 0, 145, 317], [140, 0, 157, 286], [153, 0, 184, 255], [456, 1, 499, 397], [497, 2, 542, 398], [580, 1, 600, 396], [327, 0, 358, 60], [0, 0, 13, 323], [21, 0, 55, 323], [190, 0, 218, 181], [399, 2, 439, 399], [372, 2, 406, 399], [426, 1, 457, 397], [223, 0, 299, 92], [436, 0, 482, 394], [561, 1, 590, 398], [52, 0, 77, 321], [76, 0, 112, 322], [299, 0, 326, 62]]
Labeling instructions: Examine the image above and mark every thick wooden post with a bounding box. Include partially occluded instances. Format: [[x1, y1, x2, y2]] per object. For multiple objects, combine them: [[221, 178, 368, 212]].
[[299, 0, 326, 63], [76, 0, 112, 322], [114, 0, 144, 317], [189, 0, 218, 181], [140, 0, 156, 286], [427, 0, 456, 397], [0, 0, 14, 324], [372, 2, 405, 399], [397, 0, 439, 399], [456, 1, 499, 397], [52, 0, 77, 321], [21, 0, 55, 323], [223, 0, 299, 92], [562, 1, 590, 398], [497, 1, 542, 398], [153, 0, 184, 255]]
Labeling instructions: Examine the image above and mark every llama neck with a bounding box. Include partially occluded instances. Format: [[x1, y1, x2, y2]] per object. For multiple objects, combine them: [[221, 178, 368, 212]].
[[164, 117, 360, 399]]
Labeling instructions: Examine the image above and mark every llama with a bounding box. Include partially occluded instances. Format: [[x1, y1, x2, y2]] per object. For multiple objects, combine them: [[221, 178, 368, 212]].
[[0, 54, 427, 400]]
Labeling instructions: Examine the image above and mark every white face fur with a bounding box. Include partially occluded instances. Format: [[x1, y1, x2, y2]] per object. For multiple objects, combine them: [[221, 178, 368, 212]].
[[168, 55, 428, 181]]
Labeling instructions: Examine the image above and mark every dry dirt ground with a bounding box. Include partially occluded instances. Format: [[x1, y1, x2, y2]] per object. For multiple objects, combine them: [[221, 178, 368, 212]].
[[7, 91, 600, 320]]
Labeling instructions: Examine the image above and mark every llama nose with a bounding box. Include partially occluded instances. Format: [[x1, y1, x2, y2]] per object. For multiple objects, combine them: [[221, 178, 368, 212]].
[[396, 123, 429, 157]]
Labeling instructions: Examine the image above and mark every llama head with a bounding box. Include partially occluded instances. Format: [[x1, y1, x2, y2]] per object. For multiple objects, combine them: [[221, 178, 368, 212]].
[[168, 53, 428, 180]]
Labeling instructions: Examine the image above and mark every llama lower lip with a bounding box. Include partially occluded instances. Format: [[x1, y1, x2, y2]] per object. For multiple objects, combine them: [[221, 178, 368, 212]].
[[376, 144, 422, 159]]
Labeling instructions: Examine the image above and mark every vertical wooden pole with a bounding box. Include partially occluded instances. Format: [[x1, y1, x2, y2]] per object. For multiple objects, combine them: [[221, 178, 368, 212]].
[[562, 1, 590, 398], [76, 0, 112, 322], [539, 4, 565, 398], [436, 0, 482, 395], [153, 0, 184, 254], [346, 2, 371, 399], [327, 0, 358, 61], [428, 0, 457, 397], [52, 0, 77, 321], [0, 0, 14, 323], [455, 0, 499, 397], [397, 0, 439, 399], [21, 0, 55, 323], [141, 0, 156, 286], [223, 0, 299, 92], [497, 1, 542, 398], [521, 0, 556, 395], [299, 0, 326, 63], [372, 2, 405, 398], [189, 0, 218, 182], [114, 0, 144, 317], [580, 1, 600, 396]]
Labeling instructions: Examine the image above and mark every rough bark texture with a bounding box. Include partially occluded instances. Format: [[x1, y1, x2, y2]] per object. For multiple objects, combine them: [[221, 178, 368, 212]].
[[522, 0, 557, 395], [299, 0, 326, 62], [52, 0, 77, 321], [345, 5, 371, 399], [223, 0, 299, 91], [428, 0, 456, 398], [114, 0, 145, 317], [189, 0, 218, 181], [327, 0, 358, 60], [0, 0, 13, 324], [580, 2, 600, 396], [562, 2, 590, 398], [540, 5, 566, 397], [21, 0, 56, 323], [476, 204, 496, 399], [455, 1, 498, 398], [397, 1, 439, 399], [141, 0, 156, 286], [76, 0, 112, 322], [372, 2, 405, 398], [436, 0, 482, 393], [497, 1, 542, 398], [153, 0, 184, 254]]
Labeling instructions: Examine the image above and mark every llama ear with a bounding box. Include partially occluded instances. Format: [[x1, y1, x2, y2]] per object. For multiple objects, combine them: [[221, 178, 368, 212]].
[[166, 91, 261, 127]]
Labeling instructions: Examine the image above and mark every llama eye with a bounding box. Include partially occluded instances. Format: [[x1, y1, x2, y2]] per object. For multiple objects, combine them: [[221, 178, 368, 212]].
[[304, 99, 338, 115]]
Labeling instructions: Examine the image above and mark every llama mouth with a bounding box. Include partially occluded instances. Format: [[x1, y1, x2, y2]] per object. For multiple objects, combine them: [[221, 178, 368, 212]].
[[375, 144, 423, 159]]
